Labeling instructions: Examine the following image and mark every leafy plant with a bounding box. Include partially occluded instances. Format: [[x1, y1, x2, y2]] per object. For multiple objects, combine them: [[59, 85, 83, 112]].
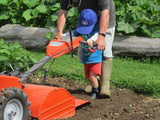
[[0, 0, 160, 38], [0, 38, 37, 72], [65, 8, 79, 30], [45, 32, 56, 40], [115, 0, 160, 38], [0, 0, 60, 27]]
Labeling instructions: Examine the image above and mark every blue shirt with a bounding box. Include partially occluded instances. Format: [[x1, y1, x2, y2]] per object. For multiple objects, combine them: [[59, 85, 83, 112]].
[[73, 25, 102, 64]]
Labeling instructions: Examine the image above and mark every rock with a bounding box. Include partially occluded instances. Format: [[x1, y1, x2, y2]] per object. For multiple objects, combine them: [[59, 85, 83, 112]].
[[0, 24, 160, 57], [123, 108, 129, 113], [0, 24, 57, 49], [113, 35, 160, 57], [145, 114, 150, 119], [113, 113, 120, 118], [84, 85, 92, 93], [92, 118, 102, 120]]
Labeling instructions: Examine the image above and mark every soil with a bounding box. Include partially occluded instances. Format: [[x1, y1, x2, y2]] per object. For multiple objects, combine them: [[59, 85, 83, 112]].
[[29, 76, 160, 120]]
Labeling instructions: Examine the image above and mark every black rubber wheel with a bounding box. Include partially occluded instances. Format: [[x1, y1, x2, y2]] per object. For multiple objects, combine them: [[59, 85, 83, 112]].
[[0, 87, 31, 120]]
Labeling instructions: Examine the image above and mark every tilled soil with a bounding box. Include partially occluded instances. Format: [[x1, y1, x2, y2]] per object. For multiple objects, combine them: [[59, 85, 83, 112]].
[[30, 76, 160, 120]]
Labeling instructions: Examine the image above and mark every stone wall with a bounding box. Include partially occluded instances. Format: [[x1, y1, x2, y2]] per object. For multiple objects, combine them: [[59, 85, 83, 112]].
[[0, 24, 160, 57]]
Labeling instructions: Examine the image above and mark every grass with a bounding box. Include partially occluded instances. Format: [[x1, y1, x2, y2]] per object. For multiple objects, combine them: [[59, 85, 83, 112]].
[[112, 57, 160, 98], [29, 48, 160, 98]]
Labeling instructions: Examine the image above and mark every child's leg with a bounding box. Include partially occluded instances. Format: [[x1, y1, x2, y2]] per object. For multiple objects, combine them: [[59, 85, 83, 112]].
[[89, 71, 98, 87], [88, 71, 99, 99], [84, 63, 101, 99]]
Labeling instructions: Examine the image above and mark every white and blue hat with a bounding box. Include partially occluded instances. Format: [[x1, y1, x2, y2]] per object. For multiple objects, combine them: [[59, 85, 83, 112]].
[[76, 9, 97, 34]]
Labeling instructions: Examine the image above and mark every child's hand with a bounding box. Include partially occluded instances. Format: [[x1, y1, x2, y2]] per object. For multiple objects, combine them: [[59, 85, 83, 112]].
[[87, 39, 93, 46]]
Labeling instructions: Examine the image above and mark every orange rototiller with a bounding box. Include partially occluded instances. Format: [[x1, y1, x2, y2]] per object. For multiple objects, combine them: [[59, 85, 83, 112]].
[[0, 33, 91, 120]]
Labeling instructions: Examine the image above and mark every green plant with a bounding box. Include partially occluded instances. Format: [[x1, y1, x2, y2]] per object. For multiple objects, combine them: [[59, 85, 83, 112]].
[[0, 0, 60, 27], [115, 0, 160, 38], [45, 32, 56, 40], [0, 39, 37, 72], [1, 0, 160, 38], [65, 8, 79, 30], [0, 0, 79, 29]]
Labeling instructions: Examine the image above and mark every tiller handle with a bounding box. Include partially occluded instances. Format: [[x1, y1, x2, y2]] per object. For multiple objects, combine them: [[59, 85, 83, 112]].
[[80, 41, 98, 53]]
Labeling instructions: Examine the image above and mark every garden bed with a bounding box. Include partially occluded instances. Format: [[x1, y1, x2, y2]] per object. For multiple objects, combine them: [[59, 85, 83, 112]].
[[29, 76, 160, 120]]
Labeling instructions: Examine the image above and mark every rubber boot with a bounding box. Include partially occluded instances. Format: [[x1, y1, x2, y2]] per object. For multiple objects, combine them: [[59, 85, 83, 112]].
[[99, 59, 112, 98], [91, 87, 99, 99]]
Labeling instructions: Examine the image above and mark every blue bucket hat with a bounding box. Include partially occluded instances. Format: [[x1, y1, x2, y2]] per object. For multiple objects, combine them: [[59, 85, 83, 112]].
[[76, 9, 97, 34]]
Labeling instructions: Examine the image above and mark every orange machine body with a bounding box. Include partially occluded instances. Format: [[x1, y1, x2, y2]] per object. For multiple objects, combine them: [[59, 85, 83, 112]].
[[0, 75, 22, 90], [23, 84, 76, 120], [0, 36, 90, 120], [46, 36, 83, 58], [0, 75, 89, 119]]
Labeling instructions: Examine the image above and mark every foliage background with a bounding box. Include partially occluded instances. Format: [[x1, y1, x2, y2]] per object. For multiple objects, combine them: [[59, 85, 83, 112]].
[[0, 0, 160, 38], [0, 38, 37, 71]]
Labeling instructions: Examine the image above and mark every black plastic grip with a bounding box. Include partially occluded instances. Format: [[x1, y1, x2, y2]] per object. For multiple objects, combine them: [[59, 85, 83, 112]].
[[80, 41, 98, 53], [80, 41, 98, 47]]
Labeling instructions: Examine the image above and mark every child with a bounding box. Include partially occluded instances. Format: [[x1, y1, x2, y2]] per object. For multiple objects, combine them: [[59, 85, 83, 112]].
[[73, 9, 102, 99]]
